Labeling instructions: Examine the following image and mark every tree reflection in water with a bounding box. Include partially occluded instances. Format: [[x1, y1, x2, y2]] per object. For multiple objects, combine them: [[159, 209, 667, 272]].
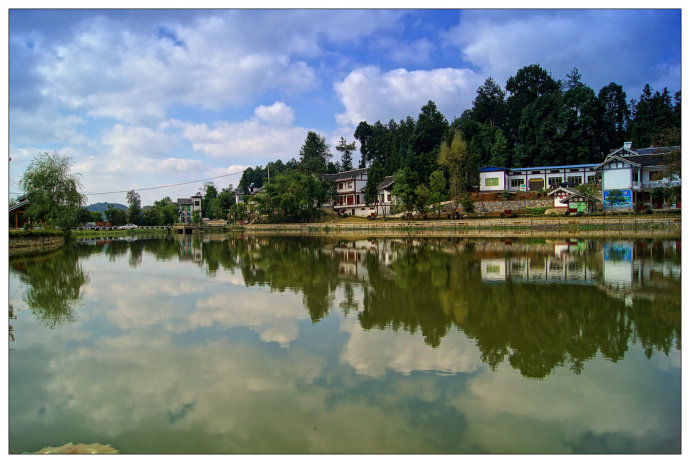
[[11, 235, 680, 379], [9, 247, 90, 327]]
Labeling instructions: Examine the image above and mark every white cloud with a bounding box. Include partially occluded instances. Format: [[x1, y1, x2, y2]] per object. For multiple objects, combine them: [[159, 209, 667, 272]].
[[339, 316, 483, 377], [194, 288, 308, 347], [102, 124, 176, 159], [254, 101, 296, 126], [334, 66, 483, 127], [174, 112, 307, 163], [10, 107, 86, 146], [446, 349, 681, 452], [31, 15, 319, 124], [442, 10, 681, 98], [19, 11, 406, 126]]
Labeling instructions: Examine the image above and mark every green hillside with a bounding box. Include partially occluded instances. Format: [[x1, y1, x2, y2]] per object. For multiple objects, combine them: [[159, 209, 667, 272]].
[[87, 202, 128, 215]]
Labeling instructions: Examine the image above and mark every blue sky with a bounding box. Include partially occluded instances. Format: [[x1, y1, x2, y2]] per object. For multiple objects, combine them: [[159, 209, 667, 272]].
[[6, 7, 682, 206]]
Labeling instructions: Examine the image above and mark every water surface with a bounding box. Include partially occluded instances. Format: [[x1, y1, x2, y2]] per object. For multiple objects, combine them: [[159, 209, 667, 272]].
[[8, 234, 681, 453]]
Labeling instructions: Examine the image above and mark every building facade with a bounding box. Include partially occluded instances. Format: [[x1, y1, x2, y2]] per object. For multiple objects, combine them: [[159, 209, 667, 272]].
[[325, 168, 370, 216], [479, 164, 599, 193], [177, 193, 203, 223], [595, 142, 679, 211]]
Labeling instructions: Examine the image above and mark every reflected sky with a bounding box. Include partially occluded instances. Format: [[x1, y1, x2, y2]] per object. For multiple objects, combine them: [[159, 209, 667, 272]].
[[8, 235, 681, 454]]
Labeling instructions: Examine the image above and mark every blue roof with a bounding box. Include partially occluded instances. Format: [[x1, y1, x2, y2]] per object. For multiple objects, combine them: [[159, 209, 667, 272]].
[[479, 166, 509, 172], [509, 163, 597, 171]]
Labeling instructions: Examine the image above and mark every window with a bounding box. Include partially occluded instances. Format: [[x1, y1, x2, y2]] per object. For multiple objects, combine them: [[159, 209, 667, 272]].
[[485, 177, 499, 187], [548, 177, 562, 186], [567, 176, 582, 185], [632, 171, 639, 182], [511, 179, 525, 187], [587, 175, 599, 184], [649, 171, 665, 181], [550, 170, 561, 174]]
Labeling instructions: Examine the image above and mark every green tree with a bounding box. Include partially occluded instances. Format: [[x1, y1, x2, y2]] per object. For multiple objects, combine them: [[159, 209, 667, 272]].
[[192, 210, 202, 224], [104, 205, 128, 226], [472, 77, 508, 129], [598, 82, 630, 152], [126, 189, 142, 225], [153, 196, 178, 225], [90, 210, 103, 222], [489, 129, 509, 166], [391, 167, 418, 217], [364, 160, 385, 215], [76, 207, 92, 225], [428, 170, 447, 217], [410, 100, 448, 156], [142, 207, 162, 226], [564, 67, 584, 90], [560, 84, 605, 164], [506, 64, 561, 144], [414, 184, 430, 216], [299, 131, 331, 175], [438, 130, 469, 200], [335, 137, 356, 171], [19, 152, 86, 228], [202, 182, 218, 218]]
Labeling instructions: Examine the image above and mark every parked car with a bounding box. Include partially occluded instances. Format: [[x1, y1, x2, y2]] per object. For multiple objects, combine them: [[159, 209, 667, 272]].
[[118, 223, 138, 230]]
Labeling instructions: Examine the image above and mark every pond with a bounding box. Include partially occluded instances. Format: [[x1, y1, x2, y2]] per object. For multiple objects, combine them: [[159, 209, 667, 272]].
[[8, 234, 681, 454]]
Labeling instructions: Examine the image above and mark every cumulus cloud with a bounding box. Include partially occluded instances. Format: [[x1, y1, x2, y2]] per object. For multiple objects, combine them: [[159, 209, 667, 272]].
[[443, 10, 681, 97], [194, 288, 309, 348], [10, 107, 86, 146], [339, 317, 483, 377], [173, 109, 307, 163], [446, 350, 681, 453], [13, 10, 406, 126], [334, 66, 484, 128], [254, 101, 296, 126], [102, 124, 176, 159]]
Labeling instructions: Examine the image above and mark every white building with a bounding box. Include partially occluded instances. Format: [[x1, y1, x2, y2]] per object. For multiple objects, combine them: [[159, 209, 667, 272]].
[[479, 164, 599, 193], [595, 142, 679, 211], [324, 168, 370, 216], [324, 168, 397, 217]]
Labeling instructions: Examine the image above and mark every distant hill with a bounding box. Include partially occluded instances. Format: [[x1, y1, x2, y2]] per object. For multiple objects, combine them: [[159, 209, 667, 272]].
[[87, 202, 128, 215]]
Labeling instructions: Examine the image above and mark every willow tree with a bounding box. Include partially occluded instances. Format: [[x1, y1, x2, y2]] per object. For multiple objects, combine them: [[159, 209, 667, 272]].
[[19, 152, 85, 228]]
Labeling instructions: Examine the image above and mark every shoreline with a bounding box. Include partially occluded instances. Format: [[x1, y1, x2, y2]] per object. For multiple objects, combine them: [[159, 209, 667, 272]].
[[241, 215, 681, 237]]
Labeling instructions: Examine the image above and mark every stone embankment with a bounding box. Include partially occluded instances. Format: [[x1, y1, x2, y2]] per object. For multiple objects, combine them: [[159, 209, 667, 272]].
[[9, 232, 65, 256], [243, 215, 681, 239], [472, 198, 552, 212]]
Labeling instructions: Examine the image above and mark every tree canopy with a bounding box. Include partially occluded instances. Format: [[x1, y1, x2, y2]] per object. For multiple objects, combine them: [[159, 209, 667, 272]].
[[19, 152, 86, 228]]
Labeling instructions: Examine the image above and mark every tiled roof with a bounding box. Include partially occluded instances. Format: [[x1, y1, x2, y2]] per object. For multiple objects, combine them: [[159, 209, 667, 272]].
[[597, 153, 666, 169], [323, 167, 369, 181], [547, 187, 577, 196], [379, 176, 395, 190], [563, 192, 601, 203]]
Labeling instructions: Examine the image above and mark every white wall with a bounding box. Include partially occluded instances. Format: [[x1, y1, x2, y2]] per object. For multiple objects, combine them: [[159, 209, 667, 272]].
[[603, 167, 631, 190], [479, 172, 506, 192]]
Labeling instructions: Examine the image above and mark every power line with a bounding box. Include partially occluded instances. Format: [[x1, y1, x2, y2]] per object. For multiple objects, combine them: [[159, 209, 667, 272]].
[[84, 169, 244, 196]]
